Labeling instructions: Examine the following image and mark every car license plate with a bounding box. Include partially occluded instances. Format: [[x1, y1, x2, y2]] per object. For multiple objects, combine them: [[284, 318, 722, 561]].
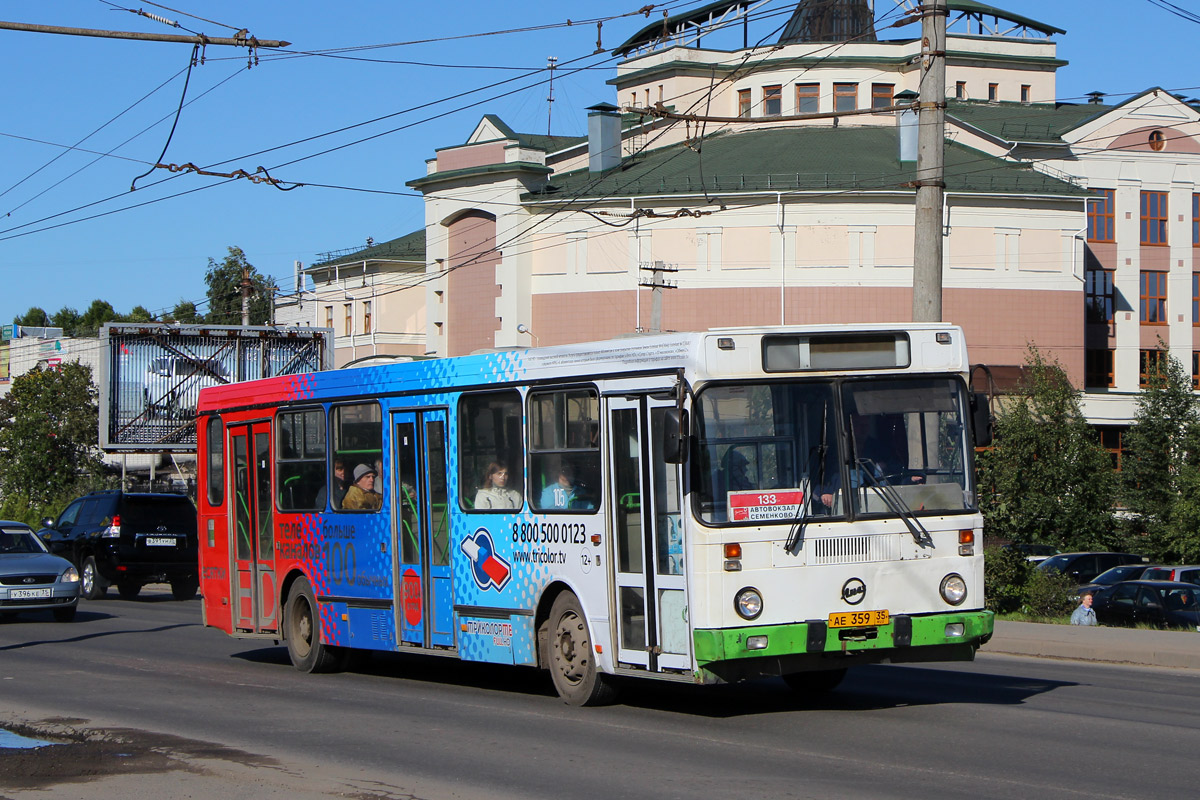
[[828, 609, 889, 628], [145, 537, 176, 547], [10, 588, 51, 599]]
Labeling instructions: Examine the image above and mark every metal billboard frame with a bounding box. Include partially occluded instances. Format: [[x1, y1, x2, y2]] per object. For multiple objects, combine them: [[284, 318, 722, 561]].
[[99, 323, 333, 452]]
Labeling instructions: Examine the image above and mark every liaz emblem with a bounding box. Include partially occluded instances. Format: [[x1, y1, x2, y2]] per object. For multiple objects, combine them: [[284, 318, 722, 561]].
[[461, 529, 511, 591]]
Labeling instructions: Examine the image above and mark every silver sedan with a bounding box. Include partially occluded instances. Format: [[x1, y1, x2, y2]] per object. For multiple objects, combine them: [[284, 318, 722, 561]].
[[0, 520, 81, 621]]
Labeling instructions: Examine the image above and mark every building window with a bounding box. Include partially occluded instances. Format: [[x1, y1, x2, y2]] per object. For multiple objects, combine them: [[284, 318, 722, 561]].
[[1195, 352, 1200, 389], [955, 81, 966, 100], [324, 306, 333, 330], [1085, 268, 1115, 324], [1141, 190, 1168, 245], [1095, 425, 1128, 471], [343, 303, 352, 336], [737, 88, 751, 118], [1085, 349, 1115, 388], [763, 84, 782, 116], [1140, 271, 1167, 324], [988, 83, 998, 101], [871, 83, 894, 109], [1194, 273, 1200, 325], [796, 82, 819, 113], [1141, 349, 1167, 386], [1020, 84, 1031, 103], [1193, 194, 1199, 246], [1087, 189, 1115, 243], [363, 300, 372, 335], [1149, 129, 1166, 151], [834, 83, 857, 112]]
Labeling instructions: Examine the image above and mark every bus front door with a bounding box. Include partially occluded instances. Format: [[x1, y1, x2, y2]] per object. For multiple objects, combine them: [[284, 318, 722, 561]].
[[230, 421, 278, 633], [391, 409, 455, 650], [608, 395, 690, 672]]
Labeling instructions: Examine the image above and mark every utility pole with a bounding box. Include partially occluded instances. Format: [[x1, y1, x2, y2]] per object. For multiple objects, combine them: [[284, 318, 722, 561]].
[[912, 0, 946, 323], [241, 267, 252, 327], [640, 260, 677, 333], [546, 56, 558, 136]]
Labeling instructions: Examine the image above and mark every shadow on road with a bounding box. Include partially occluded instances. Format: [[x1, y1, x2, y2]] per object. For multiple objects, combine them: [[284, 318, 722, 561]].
[[228, 645, 1073, 717]]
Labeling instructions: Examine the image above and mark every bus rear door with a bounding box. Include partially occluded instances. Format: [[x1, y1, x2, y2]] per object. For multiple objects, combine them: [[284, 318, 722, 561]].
[[229, 421, 278, 633], [391, 409, 455, 649], [608, 395, 690, 672]]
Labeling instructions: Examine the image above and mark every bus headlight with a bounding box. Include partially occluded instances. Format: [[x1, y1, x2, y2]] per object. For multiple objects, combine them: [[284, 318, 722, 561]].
[[735, 587, 763, 620], [940, 574, 967, 606]]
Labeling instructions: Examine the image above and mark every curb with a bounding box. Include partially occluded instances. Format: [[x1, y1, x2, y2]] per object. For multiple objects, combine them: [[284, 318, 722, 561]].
[[982, 620, 1200, 670]]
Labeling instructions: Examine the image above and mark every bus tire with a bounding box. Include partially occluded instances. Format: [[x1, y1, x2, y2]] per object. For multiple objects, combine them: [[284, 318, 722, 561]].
[[285, 577, 342, 674], [783, 667, 848, 694], [546, 592, 618, 706]]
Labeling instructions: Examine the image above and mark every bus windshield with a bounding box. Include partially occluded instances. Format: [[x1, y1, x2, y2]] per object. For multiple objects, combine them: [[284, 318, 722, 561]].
[[694, 376, 974, 524]]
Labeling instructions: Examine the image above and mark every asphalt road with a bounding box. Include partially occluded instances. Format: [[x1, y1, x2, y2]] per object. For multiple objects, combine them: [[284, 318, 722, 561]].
[[2, 589, 1199, 800]]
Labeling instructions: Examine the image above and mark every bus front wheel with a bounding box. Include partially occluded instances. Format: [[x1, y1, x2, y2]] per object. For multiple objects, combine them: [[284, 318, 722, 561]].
[[285, 577, 343, 673], [545, 592, 617, 706]]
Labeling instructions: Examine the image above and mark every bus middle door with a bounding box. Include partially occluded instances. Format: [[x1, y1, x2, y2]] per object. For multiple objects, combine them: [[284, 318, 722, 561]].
[[230, 421, 278, 633], [391, 409, 455, 650], [607, 395, 690, 672]]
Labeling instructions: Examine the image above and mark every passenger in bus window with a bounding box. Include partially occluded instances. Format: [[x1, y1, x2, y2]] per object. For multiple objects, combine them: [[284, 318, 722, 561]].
[[539, 463, 592, 510], [373, 458, 385, 496], [317, 459, 348, 510], [343, 464, 382, 510], [475, 461, 521, 510]]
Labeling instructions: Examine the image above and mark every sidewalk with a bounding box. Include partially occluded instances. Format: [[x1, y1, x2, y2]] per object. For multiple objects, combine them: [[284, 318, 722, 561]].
[[984, 620, 1200, 670]]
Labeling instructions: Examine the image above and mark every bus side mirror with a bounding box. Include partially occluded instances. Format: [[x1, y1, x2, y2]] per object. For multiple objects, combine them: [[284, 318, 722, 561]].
[[970, 392, 992, 448], [662, 408, 689, 464]]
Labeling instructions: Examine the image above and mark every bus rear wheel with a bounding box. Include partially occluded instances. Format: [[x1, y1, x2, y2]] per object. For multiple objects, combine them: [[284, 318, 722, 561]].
[[783, 667, 848, 694], [285, 577, 343, 673], [545, 592, 617, 706]]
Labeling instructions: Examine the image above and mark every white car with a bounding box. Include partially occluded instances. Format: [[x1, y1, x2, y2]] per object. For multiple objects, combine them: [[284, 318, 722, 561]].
[[144, 356, 230, 419]]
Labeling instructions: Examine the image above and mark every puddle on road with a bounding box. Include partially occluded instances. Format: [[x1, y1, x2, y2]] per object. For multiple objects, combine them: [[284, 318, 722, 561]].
[[0, 728, 56, 749]]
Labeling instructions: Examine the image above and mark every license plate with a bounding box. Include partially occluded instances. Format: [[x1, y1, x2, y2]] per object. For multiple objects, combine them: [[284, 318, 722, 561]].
[[10, 588, 51, 599], [828, 609, 889, 628], [145, 537, 176, 547]]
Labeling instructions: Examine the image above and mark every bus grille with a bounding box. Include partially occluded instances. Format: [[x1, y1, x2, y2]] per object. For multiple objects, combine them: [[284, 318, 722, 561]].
[[810, 533, 899, 564]]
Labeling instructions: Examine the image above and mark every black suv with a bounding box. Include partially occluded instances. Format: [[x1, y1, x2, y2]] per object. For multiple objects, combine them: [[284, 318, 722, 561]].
[[1035, 552, 1146, 585], [38, 491, 199, 601]]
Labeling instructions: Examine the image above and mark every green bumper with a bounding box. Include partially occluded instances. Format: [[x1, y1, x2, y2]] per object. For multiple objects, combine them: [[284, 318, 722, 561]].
[[693, 609, 995, 665]]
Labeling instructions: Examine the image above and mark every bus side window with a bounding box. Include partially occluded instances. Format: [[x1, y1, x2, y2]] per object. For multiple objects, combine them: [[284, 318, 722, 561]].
[[528, 388, 600, 513], [458, 391, 525, 512], [332, 403, 383, 513], [206, 416, 225, 506], [276, 408, 325, 512]]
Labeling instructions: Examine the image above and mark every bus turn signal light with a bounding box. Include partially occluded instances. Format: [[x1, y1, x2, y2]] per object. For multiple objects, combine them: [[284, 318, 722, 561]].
[[724, 543, 742, 559]]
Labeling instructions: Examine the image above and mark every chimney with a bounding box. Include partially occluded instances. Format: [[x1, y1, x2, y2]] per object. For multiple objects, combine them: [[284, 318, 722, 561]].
[[587, 102, 622, 173], [894, 89, 919, 163]]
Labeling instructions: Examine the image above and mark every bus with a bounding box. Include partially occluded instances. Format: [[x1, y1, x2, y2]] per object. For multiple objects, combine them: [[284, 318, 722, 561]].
[[195, 324, 994, 705]]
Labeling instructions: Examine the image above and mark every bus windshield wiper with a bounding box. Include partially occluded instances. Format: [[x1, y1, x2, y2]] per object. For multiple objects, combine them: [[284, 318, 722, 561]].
[[785, 402, 829, 554], [857, 458, 932, 547]]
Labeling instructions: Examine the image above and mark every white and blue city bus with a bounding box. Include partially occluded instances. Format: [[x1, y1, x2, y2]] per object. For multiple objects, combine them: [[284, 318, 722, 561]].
[[196, 323, 993, 705]]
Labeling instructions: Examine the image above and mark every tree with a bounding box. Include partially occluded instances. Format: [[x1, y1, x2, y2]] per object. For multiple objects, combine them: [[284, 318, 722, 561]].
[[76, 299, 121, 337], [13, 306, 49, 327], [127, 305, 156, 323], [203, 246, 277, 325], [51, 306, 82, 336], [167, 300, 201, 324], [1122, 347, 1200, 562], [0, 363, 107, 520], [976, 346, 1117, 552]]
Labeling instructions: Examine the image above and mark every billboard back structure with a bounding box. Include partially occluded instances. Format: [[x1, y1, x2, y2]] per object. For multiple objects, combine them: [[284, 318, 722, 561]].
[[100, 323, 333, 452]]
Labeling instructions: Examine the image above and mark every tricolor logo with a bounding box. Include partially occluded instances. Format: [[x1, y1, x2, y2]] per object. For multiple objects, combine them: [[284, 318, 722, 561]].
[[461, 529, 512, 591]]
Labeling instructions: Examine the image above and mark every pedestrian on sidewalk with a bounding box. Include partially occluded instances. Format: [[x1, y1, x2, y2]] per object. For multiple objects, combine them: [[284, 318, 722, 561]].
[[1070, 591, 1098, 626]]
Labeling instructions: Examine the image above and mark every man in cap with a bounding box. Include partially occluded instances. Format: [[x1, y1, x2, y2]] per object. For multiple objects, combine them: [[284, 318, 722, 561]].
[[342, 463, 382, 510]]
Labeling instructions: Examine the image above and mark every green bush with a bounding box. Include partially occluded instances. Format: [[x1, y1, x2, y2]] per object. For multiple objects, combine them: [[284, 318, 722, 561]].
[[983, 543, 1032, 613], [1021, 566, 1078, 619]]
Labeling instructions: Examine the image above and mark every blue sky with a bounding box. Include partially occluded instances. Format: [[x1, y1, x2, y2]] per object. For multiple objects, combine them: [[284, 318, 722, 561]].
[[1, 0, 1197, 327]]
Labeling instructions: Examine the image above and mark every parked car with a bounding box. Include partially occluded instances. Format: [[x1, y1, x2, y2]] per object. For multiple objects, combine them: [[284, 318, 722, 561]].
[[144, 356, 230, 419], [1035, 552, 1146, 585], [38, 491, 198, 601], [1140, 565, 1200, 585], [0, 520, 80, 621], [1091, 580, 1200, 631], [1075, 563, 1162, 596]]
